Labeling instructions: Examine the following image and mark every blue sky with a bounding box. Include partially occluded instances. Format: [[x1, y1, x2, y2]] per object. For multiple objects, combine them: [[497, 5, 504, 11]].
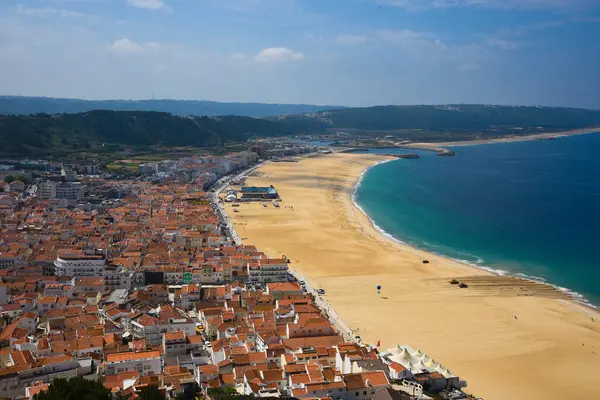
[[0, 0, 599, 108]]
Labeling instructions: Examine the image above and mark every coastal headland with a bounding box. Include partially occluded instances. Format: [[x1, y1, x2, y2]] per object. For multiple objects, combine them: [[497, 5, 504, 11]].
[[224, 153, 600, 400]]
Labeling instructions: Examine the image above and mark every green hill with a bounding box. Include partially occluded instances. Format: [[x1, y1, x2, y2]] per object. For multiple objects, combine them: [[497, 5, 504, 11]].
[[1, 105, 600, 158], [0, 111, 324, 157], [279, 104, 600, 132]]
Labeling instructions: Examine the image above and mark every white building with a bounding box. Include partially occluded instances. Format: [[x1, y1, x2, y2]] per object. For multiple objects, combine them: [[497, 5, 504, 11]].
[[56, 182, 85, 204], [5, 180, 25, 192], [37, 181, 57, 200], [124, 309, 197, 346], [60, 167, 78, 182], [105, 351, 162, 376], [54, 252, 106, 277], [0, 353, 82, 399], [139, 163, 158, 174], [248, 258, 289, 284], [0, 250, 25, 270], [163, 330, 187, 357], [38, 181, 86, 206], [66, 162, 100, 175], [104, 264, 133, 291]]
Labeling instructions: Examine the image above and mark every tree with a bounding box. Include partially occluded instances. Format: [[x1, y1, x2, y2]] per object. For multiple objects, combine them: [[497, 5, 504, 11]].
[[207, 387, 253, 400], [16, 174, 30, 184], [139, 385, 166, 400], [34, 377, 111, 400], [3, 175, 15, 184], [224, 387, 238, 395]]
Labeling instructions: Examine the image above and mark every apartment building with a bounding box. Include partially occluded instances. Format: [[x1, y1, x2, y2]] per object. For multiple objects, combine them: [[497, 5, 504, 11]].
[[54, 252, 106, 277], [105, 351, 162, 376]]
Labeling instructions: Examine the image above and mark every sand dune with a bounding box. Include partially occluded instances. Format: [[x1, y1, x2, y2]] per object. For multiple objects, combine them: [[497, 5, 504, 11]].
[[225, 153, 600, 400]]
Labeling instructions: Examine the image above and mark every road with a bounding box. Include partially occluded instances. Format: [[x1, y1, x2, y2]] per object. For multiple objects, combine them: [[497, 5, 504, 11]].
[[287, 268, 357, 343], [209, 162, 268, 246]]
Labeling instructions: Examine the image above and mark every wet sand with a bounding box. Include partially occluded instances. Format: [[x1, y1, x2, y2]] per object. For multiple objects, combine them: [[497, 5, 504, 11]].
[[225, 153, 600, 400]]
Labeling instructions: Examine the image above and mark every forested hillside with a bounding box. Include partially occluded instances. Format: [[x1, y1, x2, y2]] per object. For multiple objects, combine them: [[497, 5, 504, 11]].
[[0, 111, 322, 157], [2, 105, 599, 157], [278, 105, 600, 133]]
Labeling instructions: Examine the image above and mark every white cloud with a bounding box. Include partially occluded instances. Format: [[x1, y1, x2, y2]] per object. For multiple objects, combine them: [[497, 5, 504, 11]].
[[334, 34, 368, 45], [458, 62, 480, 71], [107, 38, 162, 54], [376, 29, 487, 72], [15, 5, 97, 21], [223, 0, 296, 14], [16, 5, 59, 18], [485, 36, 523, 50], [376, 0, 596, 11], [126, 0, 170, 11], [254, 47, 305, 63], [376, 29, 439, 46]]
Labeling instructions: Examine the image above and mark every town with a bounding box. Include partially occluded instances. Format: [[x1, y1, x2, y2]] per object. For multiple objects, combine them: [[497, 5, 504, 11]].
[[0, 142, 472, 400]]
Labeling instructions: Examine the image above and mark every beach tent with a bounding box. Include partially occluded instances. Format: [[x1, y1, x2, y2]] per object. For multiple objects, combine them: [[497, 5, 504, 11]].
[[412, 349, 424, 358], [399, 348, 412, 363]]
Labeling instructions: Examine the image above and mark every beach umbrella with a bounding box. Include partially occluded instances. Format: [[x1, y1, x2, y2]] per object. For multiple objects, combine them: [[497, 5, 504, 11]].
[[376, 285, 382, 295]]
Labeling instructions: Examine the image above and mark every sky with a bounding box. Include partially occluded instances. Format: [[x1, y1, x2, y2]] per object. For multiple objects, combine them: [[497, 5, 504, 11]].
[[0, 0, 599, 108]]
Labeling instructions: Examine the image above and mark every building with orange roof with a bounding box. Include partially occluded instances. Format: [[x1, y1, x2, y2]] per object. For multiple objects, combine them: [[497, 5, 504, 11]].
[[103, 370, 140, 392], [282, 335, 344, 352], [163, 330, 187, 357], [287, 315, 337, 339], [25, 381, 49, 400], [105, 351, 162, 376], [0, 351, 81, 398], [0, 171, 469, 400], [266, 282, 302, 299], [36, 296, 57, 313], [342, 371, 391, 399]]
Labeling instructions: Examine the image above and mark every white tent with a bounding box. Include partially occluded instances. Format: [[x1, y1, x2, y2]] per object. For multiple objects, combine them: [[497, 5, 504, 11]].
[[412, 349, 424, 358]]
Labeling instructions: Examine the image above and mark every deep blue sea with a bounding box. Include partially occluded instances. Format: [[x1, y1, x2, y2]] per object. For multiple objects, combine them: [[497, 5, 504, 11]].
[[355, 133, 600, 306]]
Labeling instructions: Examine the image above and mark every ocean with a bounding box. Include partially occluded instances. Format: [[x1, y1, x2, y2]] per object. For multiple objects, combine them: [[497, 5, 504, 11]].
[[354, 133, 600, 306]]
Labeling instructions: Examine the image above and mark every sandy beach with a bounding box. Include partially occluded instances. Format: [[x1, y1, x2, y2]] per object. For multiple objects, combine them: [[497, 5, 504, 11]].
[[224, 153, 600, 400]]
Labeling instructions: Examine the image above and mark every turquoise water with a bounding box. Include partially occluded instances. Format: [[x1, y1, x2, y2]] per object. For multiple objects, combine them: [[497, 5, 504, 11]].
[[355, 134, 600, 306]]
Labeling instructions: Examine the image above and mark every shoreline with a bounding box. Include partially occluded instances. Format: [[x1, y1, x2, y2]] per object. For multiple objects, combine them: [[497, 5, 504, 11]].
[[225, 152, 600, 399], [407, 127, 600, 149], [351, 155, 599, 314]]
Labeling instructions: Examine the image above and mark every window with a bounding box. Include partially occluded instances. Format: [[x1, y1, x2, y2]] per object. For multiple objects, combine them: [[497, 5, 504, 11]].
[[363, 391, 367, 395]]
